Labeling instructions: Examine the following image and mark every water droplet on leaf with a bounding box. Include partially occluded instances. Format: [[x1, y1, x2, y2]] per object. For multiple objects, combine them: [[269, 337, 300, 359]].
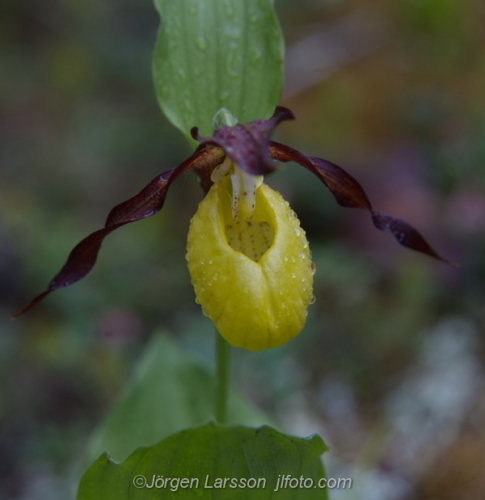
[[226, 51, 241, 77], [177, 67, 187, 82], [249, 47, 262, 64], [222, 0, 234, 17], [195, 36, 207, 51]]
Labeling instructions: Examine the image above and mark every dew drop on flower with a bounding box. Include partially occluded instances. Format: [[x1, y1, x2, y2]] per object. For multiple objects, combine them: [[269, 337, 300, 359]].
[[311, 262, 317, 275], [310, 295, 316, 305]]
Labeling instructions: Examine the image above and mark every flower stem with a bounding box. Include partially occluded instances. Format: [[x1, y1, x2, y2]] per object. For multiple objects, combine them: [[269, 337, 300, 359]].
[[215, 331, 231, 424]]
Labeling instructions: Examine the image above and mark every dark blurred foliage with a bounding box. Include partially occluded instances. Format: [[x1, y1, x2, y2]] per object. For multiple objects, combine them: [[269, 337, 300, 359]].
[[1, 0, 484, 498]]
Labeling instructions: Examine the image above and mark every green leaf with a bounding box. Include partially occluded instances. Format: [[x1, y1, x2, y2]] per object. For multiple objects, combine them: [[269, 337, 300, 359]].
[[78, 422, 329, 499], [84, 333, 273, 466], [153, 0, 284, 143]]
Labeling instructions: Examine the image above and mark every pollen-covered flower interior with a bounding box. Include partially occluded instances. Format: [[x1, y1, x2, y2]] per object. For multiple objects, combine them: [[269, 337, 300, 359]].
[[225, 220, 274, 262], [187, 176, 314, 351]]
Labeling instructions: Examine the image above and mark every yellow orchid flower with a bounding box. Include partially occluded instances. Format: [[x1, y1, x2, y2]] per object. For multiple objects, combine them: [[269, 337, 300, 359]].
[[14, 107, 452, 351], [187, 175, 314, 350]]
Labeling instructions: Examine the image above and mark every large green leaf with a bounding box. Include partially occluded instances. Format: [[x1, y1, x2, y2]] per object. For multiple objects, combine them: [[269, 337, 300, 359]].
[[78, 423, 329, 499], [84, 333, 272, 466], [153, 0, 284, 142]]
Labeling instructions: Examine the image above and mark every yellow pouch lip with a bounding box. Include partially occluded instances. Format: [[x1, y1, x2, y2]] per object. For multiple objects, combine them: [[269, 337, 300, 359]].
[[187, 179, 313, 351]]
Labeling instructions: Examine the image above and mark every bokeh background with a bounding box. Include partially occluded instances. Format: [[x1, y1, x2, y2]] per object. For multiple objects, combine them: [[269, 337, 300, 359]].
[[1, 0, 484, 498]]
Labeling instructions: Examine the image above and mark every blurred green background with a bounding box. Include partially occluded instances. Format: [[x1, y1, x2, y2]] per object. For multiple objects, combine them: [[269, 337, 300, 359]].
[[1, 0, 484, 498]]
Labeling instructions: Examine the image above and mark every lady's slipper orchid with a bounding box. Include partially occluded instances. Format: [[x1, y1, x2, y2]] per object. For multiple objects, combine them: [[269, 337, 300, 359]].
[[186, 176, 313, 350], [15, 107, 452, 350]]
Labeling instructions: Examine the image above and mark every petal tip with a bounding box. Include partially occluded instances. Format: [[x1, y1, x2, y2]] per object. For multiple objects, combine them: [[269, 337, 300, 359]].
[[12, 290, 51, 319], [273, 106, 295, 122], [190, 126, 200, 141]]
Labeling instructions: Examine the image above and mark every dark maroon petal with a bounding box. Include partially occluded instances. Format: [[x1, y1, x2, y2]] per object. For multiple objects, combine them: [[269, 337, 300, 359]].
[[371, 211, 448, 261], [270, 142, 372, 210], [191, 106, 294, 176], [13, 146, 225, 318], [105, 170, 175, 226], [269, 141, 455, 266]]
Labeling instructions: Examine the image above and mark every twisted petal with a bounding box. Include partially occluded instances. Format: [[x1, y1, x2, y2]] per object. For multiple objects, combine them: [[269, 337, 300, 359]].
[[269, 141, 455, 266], [186, 178, 314, 351], [191, 106, 294, 176], [14, 146, 225, 317]]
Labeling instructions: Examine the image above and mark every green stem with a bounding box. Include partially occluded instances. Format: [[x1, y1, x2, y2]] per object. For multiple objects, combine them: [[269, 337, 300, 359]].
[[215, 331, 231, 424]]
